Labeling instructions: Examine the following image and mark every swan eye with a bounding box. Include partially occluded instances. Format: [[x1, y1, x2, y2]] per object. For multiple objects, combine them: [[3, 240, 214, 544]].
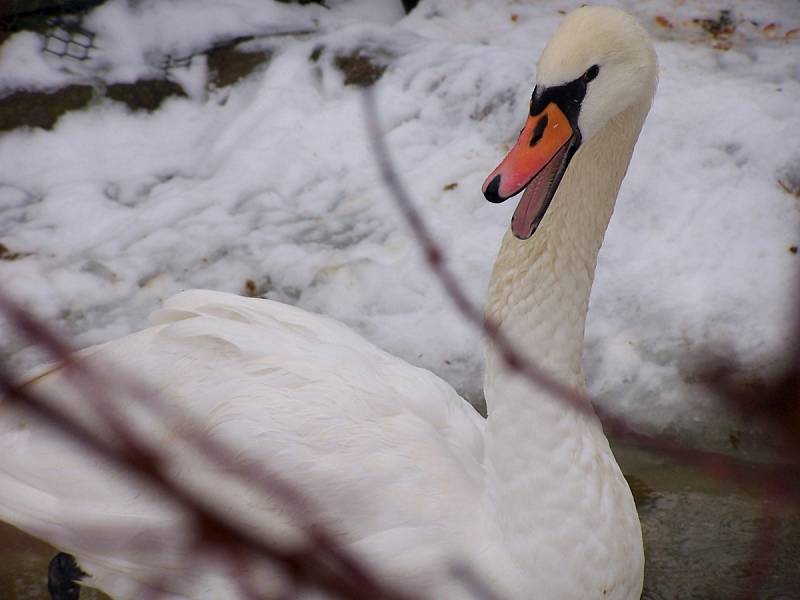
[[583, 64, 600, 82]]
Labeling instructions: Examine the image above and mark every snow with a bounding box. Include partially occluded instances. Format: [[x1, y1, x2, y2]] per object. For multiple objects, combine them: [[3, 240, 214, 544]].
[[1, 0, 798, 451]]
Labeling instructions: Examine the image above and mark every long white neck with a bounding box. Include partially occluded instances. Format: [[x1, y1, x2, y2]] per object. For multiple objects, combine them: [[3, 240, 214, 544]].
[[482, 96, 651, 589]]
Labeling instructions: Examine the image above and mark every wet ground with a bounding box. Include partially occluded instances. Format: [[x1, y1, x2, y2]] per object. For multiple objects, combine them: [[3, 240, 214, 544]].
[[1, 444, 798, 599], [617, 444, 800, 600]]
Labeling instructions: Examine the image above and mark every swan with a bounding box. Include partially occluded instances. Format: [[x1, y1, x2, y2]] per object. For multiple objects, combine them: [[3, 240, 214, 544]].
[[0, 6, 657, 599]]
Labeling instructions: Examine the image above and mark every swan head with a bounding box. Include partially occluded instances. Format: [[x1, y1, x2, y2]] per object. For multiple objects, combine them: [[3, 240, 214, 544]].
[[482, 6, 657, 239]]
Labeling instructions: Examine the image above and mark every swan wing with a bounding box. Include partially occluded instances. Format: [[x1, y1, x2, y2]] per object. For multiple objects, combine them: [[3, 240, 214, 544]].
[[0, 290, 486, 597]]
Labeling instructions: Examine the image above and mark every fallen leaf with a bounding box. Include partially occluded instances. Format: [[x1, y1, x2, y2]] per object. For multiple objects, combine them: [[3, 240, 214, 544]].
[[655, 15, 672, 29]]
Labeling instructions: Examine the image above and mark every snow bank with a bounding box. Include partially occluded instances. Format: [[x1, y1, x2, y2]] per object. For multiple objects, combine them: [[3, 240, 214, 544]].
[[1, 0, 798, 451]]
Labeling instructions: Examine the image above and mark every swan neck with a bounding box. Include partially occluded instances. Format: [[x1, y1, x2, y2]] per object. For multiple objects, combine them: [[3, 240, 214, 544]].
[[484, 98, 651, 396], [479, 96, 652, 583]]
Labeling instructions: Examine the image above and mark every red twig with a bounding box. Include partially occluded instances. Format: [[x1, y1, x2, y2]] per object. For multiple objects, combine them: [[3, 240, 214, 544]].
[[0, 290, 415, 600], [362, 83, 800, 503], [362, 89, 800, 492], [362, 87, 800, 600], [0, 292, 314, 520], [1, 368, 411, 599], [0, 288, 417, 599], [360, 91, 592, 420], [742, 496, 786, 600], [227, 549, 269, 600]]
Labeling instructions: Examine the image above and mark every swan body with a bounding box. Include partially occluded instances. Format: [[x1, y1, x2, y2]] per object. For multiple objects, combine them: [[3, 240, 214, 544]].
[[0, 7, 657, 599]]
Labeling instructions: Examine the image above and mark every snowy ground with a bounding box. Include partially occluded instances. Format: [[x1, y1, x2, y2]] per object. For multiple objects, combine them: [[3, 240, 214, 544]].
[[1, 0, 798, 453]]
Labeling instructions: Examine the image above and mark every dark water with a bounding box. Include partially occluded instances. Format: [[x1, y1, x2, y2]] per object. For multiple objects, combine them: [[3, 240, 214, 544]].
[[1, 445, 798, 599], [617, 444, 800, 600]]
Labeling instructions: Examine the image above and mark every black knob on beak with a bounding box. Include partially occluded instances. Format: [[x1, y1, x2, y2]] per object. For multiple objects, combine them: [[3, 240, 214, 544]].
[[483, 174, 504, 203]]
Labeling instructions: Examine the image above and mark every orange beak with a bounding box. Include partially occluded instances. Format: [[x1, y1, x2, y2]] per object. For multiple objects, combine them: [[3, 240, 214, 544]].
[[482, 102, 577, 239]]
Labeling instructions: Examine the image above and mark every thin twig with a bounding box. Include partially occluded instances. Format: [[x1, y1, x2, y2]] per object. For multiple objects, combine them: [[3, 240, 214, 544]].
[[0, 289, 412, 599], [742, 496, 785, 600], [363, 86, 800, 600], [361, 88, 800, 498], [0, 291, 415, 600]]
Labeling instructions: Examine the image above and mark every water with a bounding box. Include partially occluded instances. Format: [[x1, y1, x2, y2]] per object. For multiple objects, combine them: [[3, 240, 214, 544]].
[[1, 445, 798, 599], [617, 444, 800, 600]]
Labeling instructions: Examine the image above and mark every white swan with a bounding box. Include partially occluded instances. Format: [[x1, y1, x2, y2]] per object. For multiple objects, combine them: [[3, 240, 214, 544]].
[[0, 7, 657, 599]]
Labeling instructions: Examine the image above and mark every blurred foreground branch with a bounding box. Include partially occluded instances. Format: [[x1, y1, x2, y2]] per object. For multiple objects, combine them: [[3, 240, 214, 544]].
[[0, 291, 415, 600], [362, 88, 800, 599]]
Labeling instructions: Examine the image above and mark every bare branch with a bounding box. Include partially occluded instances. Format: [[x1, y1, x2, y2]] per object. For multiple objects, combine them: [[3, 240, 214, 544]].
[[742, 497, 786, 600], [362, 85, 800, 600], [361, 88, 800, 500], [0, 289, 415, 600]]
